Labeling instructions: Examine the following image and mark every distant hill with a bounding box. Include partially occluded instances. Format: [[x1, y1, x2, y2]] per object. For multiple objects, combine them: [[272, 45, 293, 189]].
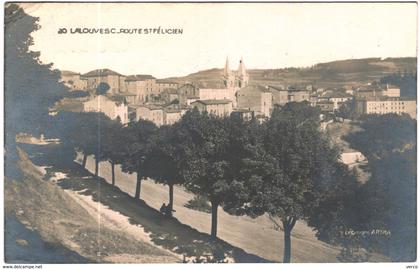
[[165, 57, 417, 88]]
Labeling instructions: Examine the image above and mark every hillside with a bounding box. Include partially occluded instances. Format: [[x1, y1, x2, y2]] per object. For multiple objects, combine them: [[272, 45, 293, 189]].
[[165, 57, 417, 88]]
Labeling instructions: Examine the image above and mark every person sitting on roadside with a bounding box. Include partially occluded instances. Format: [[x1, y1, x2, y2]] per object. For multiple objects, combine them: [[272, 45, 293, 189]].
[[159, 203, 167, 215]]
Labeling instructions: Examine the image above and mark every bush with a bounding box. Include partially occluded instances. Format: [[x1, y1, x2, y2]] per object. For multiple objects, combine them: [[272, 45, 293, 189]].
[[184, 195, 211, 213]]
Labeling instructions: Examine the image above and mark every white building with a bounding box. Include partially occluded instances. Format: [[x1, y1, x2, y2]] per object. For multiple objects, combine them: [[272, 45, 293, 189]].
[[356, 97, 416, 119], [382, 84, 400, 98], [340, 151, 366, 165], [83, 95, 129, 124]]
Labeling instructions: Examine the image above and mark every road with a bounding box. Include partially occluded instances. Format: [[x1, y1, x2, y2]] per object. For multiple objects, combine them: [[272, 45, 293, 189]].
[[80, 154, 341, 262]]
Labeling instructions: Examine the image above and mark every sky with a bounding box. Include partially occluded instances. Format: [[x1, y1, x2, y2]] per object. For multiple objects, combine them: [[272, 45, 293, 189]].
[[20, 2, 417, 78]]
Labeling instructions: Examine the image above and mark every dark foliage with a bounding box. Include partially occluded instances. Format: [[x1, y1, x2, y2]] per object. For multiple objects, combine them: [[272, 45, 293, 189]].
[[96, 82, 111, 95], [5, 4, 66, 176], [380, 72, 417, 98]]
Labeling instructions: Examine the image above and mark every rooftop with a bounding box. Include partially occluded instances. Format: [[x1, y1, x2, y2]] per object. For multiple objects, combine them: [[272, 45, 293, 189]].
[[321, 91, 353, 99], [267, 85, 287, 91], [61, 70, 80, 76], [83, 69, 123, 77], [156, 79, 178, 84], [361, 96, 416, 102], [192, 99, 232, 105], [132, 104, 164, 110], [125, 74, 156, 81]]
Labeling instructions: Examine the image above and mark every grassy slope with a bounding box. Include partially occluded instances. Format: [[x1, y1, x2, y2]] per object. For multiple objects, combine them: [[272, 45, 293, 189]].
[[4, 147, 178, 263]]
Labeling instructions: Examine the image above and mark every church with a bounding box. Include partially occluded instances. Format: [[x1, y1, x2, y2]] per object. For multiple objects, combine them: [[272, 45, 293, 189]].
[[223, 57, 249, 89]]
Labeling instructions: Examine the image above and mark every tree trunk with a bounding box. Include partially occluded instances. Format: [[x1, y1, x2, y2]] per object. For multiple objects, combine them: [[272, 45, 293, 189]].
[[82, 153, 88, 168], [210, 200, 219, 238], [111, 161, 115, 186], [168, 184, 174, 211], [283, 226, 291, 263], [282, 217, 297, 263], [134, 172, 142, 200], [94, 156, 99, 177]]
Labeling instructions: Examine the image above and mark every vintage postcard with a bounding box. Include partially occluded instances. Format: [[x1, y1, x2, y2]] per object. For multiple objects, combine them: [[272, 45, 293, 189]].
[[3, 2, 417, 266]]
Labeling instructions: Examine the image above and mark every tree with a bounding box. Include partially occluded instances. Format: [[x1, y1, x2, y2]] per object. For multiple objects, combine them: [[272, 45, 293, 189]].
[[380, 72, 417, 97], [178, 109, 257, 238], [96, 82, 111, 95], [47, 111, 111, 176], [306, 165, 370, 261], [100, 118, 124, 186], [147, 124, 185, 214], [178, 110, 229, 237], [5, 4, 66, 176], [120, 120, 158, 200], [361, 149, 416, 261], [336, 99, 357, 120], [345, 114, 416, 159], [344, 114, 417, 261], [238, 103, 343, 262]]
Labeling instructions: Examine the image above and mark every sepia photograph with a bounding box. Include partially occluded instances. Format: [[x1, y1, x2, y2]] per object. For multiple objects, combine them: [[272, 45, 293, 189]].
[[3, 1, 418, 266]]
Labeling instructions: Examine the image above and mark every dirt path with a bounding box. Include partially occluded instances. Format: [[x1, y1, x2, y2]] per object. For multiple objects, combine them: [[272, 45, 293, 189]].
[[79, 153, 341, 263]]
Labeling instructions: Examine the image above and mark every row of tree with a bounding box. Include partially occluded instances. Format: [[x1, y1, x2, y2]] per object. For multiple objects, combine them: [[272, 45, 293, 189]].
[[46, 102, 364, 263]]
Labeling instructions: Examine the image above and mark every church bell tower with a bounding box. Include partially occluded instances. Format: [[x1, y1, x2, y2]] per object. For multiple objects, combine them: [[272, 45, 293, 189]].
[[223, 57, 235, 88]]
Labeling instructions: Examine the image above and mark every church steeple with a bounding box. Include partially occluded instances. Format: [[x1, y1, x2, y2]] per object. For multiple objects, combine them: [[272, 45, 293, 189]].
[[238, 57, 246, 76], [237, 57, 249, 88], [224, 57, 230, 77], [223, 56, 235, 88]]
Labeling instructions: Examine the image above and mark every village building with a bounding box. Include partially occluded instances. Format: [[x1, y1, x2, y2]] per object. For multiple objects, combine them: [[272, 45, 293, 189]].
[[117, 92, 137, 105], [155, 79, 179, 94], [60, 70, 88, 91], [318, 92, 353, 110], [124, 76, 179, 104], [82, 69, 126, 94], [287, 86, 311, 102], [190, 99, 233, 117], [355, 83, 401, 99], [316, 100, 335, 113], [355, 96, 416, 119], [177, 84, 200, 107], [382, 84, 401, 97], [135, 105, 165, 126], [340, 150, 367, 165], [125, 74, 157, 103], [268, 85, 311, 106], [197, 88, 238, 107], [237, 85, 272, 117], [268, 85, 289, 106], [161, 88, 180, 104], [163, 108, 187, 125], [83, 94, 129, 124], [231, 109, 254, 121]]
